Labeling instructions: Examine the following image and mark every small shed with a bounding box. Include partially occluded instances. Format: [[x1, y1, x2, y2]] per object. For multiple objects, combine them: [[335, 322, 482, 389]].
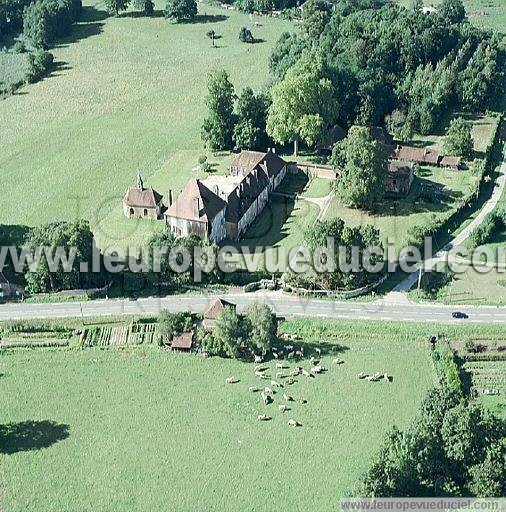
[[171, 331, 195, 352], [203, 298, 236, 331], [440, 156, 462, 170]]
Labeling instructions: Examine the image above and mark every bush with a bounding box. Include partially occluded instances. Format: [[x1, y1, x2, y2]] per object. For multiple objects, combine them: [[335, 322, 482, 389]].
[[13, 40, 27, 53], [464, 340, 477, 353], [239, 27, 254, 43], [432, 341, 462, 396], [26, 50, 54, 83]]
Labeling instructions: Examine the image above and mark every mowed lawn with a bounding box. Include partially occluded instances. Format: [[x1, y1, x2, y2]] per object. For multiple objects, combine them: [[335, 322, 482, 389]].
[[0, 0, 292, 251], [229, 196, 320, 269], [323, 165, 478, 253], [0, 320, 435, 512]]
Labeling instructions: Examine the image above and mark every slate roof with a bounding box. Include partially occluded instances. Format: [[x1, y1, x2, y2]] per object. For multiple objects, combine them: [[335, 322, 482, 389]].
[[388, 161, 414, 181]]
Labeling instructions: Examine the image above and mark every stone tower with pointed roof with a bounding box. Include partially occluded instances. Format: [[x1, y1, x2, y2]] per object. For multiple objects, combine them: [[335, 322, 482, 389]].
[[123, 170, 163, 220]]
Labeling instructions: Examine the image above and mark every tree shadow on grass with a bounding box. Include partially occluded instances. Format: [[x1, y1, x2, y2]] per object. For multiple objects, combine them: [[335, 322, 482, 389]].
[[54, 7, 106, 48], [120, 10, 165, 18], [0, 420, 70, 454], [191, 14, 229, 23]]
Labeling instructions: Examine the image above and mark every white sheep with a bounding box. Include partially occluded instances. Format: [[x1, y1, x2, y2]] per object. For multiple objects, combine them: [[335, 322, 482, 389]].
[[254, 355, 263, 363], [272, 352, 278, 359], [283, 393, 293, 402], [287, 351, 294, 359], [264, 387, 273, 395], [288, 419, 300, 427], [271, 379, 283, 388], [249, 386, 259, 392], [332, 358, 344, 364], [284, 344, 294, 351], [278, 404, 288, 412], [257, 414, 269, 421], [225, 377, 237, 384], [276, 371, 286, 379], [302, 369, 312, 378], [275, 362, 284, 369]]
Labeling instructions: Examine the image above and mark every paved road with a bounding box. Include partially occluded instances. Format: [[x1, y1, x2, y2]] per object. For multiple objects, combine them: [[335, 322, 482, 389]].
[[393, 150, 506, 293], [1, 291, 505, 324]]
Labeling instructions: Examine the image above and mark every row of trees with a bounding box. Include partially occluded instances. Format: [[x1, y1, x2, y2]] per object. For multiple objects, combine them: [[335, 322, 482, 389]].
[[201, 303, 278, 358], [23, 0, 82, 48], [355, 384, 505, 497], [201, 70, 271, 151]]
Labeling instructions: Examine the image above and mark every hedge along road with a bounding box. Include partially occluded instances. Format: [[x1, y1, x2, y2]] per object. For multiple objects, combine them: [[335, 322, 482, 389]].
[[1, 290, 505, 323]]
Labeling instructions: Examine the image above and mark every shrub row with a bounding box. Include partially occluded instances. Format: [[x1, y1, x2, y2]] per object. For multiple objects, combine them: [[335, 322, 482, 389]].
[[460, 353, 506, 362], [431, 341, 462, 397], [469, 208, 506, 249]]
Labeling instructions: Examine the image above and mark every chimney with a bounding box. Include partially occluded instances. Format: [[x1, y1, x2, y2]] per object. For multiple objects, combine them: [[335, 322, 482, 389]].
[[167, 189, 173, 207], [193, 197, 200, 218]]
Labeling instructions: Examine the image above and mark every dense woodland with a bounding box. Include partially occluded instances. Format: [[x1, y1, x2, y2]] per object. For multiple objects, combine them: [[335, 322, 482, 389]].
[[267, 0, 504, 146]]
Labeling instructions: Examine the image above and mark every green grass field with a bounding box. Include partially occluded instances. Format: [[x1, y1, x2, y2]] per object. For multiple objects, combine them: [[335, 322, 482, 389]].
[[0, 317, 438, 511], [0, 51, 28, 91], [0, 0, 291, 252]]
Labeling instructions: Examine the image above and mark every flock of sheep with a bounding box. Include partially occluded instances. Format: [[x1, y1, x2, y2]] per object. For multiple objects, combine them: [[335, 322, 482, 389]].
[[224, 339, 359, 427], [225, 336, 393, 426]]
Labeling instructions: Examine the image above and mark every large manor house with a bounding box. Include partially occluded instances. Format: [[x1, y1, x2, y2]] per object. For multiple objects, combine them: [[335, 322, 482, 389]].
[[122, 149, 288, 243]]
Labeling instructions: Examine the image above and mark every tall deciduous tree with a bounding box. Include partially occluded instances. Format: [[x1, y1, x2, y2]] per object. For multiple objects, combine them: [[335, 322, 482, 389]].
[[214, 306, 243, 358], [104, 0, 130, 15], [244, 303, 278, 355], [443, 117, 474, 159], [165, 0, 197, 22], [233, 87, 270, 150], [300, 0, 332, 41], [331, 126, 387, 210], [23, 220, 97, 293], [438, 0, 466, 24], [201, 70, 236, 151], [267, 52, 337, 156]]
